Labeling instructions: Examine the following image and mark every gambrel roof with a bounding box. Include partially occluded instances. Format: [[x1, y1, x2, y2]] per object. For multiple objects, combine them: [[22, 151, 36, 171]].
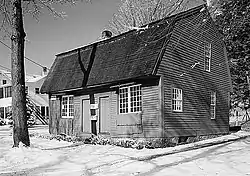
[[41, 5, 206, 94]]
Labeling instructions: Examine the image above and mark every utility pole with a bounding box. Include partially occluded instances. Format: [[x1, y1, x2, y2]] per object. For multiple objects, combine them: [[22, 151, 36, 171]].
[[11, 0, 30, 147]]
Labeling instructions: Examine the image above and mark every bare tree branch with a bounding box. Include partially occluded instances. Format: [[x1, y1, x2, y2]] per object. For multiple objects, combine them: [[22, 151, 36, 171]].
[[106, 0, 190, 36]]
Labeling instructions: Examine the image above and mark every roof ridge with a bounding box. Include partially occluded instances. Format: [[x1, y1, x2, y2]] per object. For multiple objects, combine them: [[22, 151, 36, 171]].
[[56, 4, 207, 57]]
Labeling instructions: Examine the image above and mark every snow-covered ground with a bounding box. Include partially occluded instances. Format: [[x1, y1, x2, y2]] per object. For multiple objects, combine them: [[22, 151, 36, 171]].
[[0, 126, 250, 176]]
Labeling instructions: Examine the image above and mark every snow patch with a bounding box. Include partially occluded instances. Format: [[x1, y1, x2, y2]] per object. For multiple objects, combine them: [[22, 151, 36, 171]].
[[2, 142, 61, 172]]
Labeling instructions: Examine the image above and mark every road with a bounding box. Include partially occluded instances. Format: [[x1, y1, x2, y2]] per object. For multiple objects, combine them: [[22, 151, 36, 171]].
[[0, 126, 250, 176]]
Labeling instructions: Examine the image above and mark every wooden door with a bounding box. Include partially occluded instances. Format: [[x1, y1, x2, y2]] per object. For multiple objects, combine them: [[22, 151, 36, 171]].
[[49, 97, 60, 135], [82, 99, 91, 133], [99, 96, 110, 134]]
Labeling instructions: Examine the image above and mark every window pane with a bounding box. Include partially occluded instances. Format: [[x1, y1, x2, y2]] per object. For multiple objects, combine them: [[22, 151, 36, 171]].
[[35, 88, 39, 94], [68, 96, 74, 117], [25, 86, 28, 94], [211, 105, 215, 119], [0, 88, 3, 99], [130, 85, 142, 113], [210, 91, 216, 119], [119, 87, 128, 114], [172, 88, 182, 112], [4, 86, 12, 98], [41, 106, 46, 116], [204, 42, 211, 71], [46, 106, 49, 116], [62, 97, 68, 116]]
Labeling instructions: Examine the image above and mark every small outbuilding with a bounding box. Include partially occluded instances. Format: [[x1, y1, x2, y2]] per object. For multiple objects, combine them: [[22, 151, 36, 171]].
[[41, 5, 232, 139]]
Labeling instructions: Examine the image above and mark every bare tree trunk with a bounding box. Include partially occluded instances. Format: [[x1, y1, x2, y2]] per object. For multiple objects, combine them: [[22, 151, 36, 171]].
[[11, 0, 30, 147]]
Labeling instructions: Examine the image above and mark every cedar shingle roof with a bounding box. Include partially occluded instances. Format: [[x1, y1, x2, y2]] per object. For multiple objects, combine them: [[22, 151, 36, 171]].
[[41, 5, 205, 94]]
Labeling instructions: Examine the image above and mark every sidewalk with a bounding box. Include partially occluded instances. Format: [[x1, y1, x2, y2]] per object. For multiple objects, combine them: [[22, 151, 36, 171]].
[[132, 130, 250, 160]]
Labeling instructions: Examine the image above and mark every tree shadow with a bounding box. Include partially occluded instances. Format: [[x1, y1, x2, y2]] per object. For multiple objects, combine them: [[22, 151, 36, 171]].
[[78, 43, 97, 87], [137, 141, 234, 176]]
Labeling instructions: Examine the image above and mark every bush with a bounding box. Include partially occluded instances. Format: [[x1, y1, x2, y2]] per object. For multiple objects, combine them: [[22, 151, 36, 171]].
[[32, 132, 223, 150], [0, 118, 5, 126], [6, 109, 35, 127]]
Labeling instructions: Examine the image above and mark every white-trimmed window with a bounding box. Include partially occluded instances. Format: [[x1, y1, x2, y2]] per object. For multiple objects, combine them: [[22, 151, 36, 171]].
[[172, 88, 183, 112], [119, 85, 142, 114], [210, 91, 216, 119], [62, 96, 74, 118], [204, 42, 211, 72]]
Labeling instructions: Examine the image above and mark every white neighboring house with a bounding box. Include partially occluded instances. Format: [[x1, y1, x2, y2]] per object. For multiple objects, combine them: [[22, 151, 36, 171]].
[[0, 69, 49, 123]]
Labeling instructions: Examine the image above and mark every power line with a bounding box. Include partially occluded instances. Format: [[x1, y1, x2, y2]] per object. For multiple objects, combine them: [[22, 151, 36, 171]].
[[0, 63, 47, 77], [0, 40, 48, 69], [0, 64, 11, 71]]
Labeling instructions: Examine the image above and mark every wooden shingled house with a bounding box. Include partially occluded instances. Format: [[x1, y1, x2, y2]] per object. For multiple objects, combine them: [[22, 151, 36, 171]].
[[41, 5, 232, 139]]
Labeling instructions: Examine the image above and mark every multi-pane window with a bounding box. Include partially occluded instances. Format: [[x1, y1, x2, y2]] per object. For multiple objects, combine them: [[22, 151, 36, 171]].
[[119, 85, 142, 114], [172, 88, 183, 112], [62, 96, 74, 118], [35, 88, 39, 94], [210, 91, 216, 119], [4, 86, 12, 98], [204, 42, 211, 72], [25, 86, 28, 94]]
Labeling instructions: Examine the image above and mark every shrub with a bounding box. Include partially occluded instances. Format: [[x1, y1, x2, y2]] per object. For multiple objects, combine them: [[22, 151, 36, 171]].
[[32, 133, 223, 150]]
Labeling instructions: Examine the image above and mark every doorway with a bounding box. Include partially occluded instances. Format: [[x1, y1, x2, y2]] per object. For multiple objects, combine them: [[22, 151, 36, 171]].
[[82, 99, 90, 133], [99, 96, 110, 134]]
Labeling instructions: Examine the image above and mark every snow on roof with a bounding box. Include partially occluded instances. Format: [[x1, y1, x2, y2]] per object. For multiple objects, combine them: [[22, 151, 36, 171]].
[[28, 93, 48, 106], [26, 75, 46, 83], [0, 69, 46, 83], [0, 97, 12, 107]]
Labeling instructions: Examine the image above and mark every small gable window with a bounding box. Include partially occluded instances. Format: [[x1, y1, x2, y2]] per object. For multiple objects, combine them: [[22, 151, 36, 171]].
[[210, 91, 216, 119], [62, 96, 74, 118], [2, 80, 7, 85], [204, 42, 211, 72], [172, 88, 183, 112], [119, 85, 142, 114]]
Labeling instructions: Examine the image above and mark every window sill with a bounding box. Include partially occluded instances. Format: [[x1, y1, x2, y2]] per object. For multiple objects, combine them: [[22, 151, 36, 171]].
[[119, 111, 142, 115], [172, 110, 183, 112], [61, 116, 74, 119]]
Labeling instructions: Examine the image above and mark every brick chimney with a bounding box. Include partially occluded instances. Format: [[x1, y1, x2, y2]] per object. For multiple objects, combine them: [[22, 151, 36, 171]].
[[42, 67, 48, 76], [101, 30, 112, 39]]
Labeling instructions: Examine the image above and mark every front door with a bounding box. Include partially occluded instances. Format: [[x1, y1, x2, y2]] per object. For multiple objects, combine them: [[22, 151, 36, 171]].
[[82, 99, 90, 133], [99, 96, 110, 134]]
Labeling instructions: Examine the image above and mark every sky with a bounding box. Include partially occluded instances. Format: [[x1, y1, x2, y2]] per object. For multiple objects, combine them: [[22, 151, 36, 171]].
[[0, 0, 121, 76], [0, 0, 203, 76]]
